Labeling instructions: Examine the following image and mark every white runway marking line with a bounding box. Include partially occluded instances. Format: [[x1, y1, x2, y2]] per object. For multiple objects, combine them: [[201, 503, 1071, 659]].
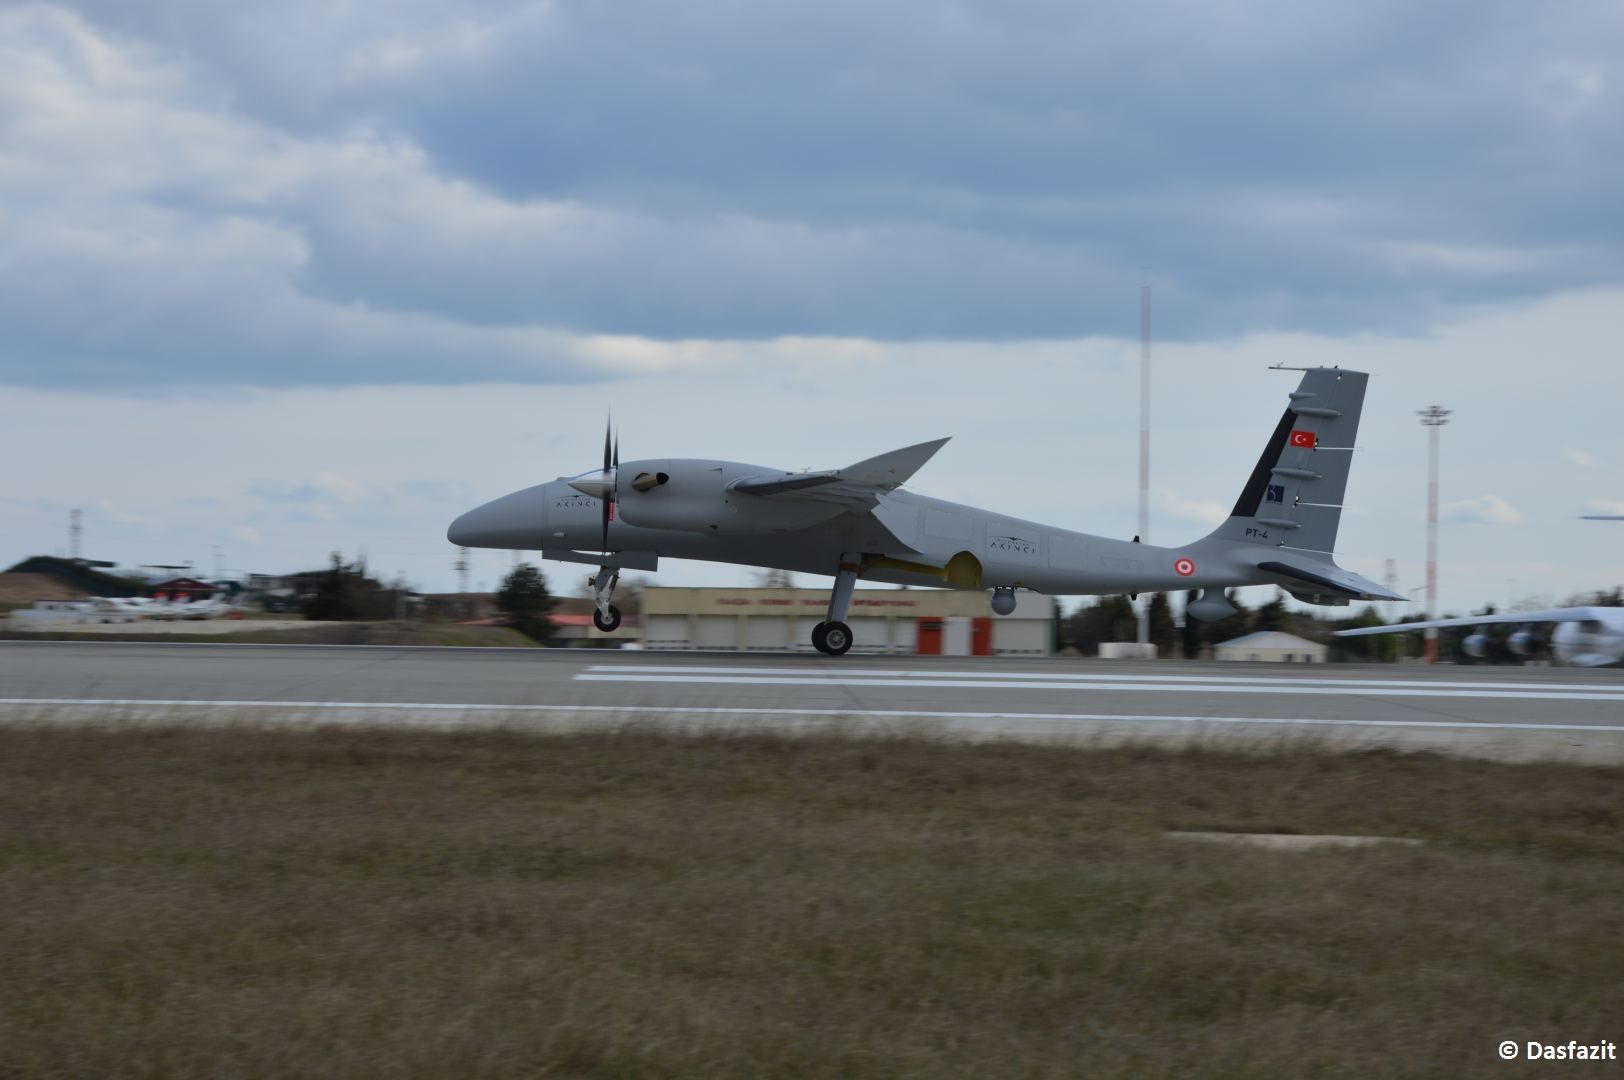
[[3, 699, 1624, 734], [576, 668, 1624, 703], [594, 665, 1624, 693]]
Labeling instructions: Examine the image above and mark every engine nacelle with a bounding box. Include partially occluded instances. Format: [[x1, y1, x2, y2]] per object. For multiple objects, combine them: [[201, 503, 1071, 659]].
[[1507, 630, 1538, 657], [1462, 632, 1490, 658]]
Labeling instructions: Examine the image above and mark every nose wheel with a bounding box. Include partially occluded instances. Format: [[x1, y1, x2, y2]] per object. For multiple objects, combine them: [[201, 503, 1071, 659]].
[[590, 568, 622, 634], [811, 620, 853, 656]]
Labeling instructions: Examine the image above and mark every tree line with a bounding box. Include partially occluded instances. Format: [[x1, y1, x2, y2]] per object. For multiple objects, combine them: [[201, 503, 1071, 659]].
[[1062, 591, 1408, 660]]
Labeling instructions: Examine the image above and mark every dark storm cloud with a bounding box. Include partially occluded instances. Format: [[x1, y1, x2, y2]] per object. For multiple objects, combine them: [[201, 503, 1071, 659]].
[[5, 0, 1622, 388]]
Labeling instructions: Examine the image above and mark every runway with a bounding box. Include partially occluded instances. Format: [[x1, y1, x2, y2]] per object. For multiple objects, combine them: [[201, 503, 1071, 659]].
[[4, 641, 1623, 762]]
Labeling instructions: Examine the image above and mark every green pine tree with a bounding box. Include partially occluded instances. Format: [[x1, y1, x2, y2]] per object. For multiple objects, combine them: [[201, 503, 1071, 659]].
[[498, 564, 556, 644]]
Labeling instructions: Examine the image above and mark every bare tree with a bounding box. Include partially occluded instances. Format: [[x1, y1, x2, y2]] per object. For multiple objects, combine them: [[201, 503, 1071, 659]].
[[756, 568, 796, 589]]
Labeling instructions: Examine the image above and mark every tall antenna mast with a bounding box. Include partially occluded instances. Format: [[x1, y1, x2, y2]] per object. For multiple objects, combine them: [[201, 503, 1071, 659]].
[[1137, 283, 1151, 648], [1418, 405, 1452, 664], [69, 508, 82, 561]]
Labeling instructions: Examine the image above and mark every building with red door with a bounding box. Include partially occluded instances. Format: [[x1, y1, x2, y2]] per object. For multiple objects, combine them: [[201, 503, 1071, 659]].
[[640, 587, 1052, 655], [149, 577, 216, 601]]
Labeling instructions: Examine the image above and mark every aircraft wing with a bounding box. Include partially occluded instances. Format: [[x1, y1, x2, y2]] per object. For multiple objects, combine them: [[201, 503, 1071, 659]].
[[731, 438, 950, 508], [1334, 607, 1619, 637]]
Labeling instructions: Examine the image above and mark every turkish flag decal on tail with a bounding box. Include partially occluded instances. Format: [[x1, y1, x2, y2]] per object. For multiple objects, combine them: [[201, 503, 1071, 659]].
[[1289, 429, 1317, 448]]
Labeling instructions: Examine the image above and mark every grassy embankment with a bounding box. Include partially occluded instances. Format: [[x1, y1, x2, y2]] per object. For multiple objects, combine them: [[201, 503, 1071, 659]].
[[1, 725, 1619, 1078]]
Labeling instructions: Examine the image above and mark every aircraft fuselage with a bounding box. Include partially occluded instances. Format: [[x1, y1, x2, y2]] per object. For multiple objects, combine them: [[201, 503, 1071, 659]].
[[456, 460, 1271, 597]]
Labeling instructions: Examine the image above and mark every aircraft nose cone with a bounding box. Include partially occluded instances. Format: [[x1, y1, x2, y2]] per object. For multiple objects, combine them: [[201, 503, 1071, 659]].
[[447, 484, 549, 549]]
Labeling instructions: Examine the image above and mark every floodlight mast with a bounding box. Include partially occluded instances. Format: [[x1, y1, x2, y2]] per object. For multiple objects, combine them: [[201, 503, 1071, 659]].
[[1418, 405, 1452, 664]]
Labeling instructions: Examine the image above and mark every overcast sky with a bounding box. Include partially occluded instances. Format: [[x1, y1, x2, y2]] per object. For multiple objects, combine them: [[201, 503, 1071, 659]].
[[2, 1, 1620, 613]]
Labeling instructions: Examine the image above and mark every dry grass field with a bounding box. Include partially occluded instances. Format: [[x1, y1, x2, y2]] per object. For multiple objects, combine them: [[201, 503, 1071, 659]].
[[1, 724, 1619, 1078]]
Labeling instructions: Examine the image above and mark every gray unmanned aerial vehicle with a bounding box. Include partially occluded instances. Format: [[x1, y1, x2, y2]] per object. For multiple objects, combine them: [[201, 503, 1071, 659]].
[[449, 366, 1402, 655]]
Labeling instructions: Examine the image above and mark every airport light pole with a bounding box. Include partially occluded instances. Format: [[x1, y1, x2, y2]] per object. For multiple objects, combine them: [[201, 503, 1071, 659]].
[[1418, 405, 1451, 663]]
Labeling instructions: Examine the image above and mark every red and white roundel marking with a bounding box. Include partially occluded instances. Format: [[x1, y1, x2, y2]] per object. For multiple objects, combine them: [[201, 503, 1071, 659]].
[[1174, 557, 1196, 577]]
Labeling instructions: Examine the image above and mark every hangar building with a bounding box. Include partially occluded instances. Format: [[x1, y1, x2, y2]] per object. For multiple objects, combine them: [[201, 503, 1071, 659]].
[[1213, 630, 1328, 663], [641, 587, 1053, 655]]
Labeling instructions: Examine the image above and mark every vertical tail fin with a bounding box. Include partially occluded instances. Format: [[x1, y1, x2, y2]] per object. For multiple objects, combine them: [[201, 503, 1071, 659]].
[[1206, 367, 1368, 554]]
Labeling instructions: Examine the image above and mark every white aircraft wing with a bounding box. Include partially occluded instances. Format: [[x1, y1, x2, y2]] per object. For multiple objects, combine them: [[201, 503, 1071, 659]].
[[1334, 607, 1619, 637], [731, 438, 950, 508]]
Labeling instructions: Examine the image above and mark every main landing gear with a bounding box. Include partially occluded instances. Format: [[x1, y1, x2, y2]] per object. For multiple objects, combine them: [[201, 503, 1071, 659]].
[[590, 568, 622, 633], [810, 555, 860, 656]]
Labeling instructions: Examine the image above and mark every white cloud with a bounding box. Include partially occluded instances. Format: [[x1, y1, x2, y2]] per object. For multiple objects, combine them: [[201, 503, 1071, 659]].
[[313, 472, 364, 503], [1440, 495, 1526, 526], [1563, 447, 1600, 469], [1583, 498, 1624, 516]]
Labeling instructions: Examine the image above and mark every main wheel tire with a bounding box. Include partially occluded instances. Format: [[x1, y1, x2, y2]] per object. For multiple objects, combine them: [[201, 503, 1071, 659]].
[[820, 620, 853, 656], [810, 621, 829, 653], [593, 604, 622, 633]]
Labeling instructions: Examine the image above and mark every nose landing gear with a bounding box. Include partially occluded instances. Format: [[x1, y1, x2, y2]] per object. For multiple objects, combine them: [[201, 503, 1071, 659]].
[[590, 568, 622, 633]]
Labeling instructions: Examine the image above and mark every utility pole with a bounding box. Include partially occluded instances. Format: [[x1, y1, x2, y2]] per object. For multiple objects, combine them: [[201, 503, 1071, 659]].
[[1137, 283, 1151, 648], [1418, 405, 1451, 663], [454, 547, 471, 620]]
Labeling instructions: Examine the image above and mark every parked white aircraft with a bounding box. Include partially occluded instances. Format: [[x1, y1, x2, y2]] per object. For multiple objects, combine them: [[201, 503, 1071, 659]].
[[1336, 607, 1624, 667], [88, 596, 167, 621], [168, 592, 242, 620], [87, 593, 240, 621], [1336, 518, 1622, 666], [450, 366, 1402, 654]]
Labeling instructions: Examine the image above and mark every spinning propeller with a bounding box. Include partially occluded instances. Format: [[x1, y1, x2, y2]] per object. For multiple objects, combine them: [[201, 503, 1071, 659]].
[[600, 417, 617, 552], [567, 416, 669, 552], [564, 416, 619, 551]]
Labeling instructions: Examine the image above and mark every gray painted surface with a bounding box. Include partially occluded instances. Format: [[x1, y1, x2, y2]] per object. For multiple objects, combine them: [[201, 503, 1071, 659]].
[[4, 643, 1623, 763]]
